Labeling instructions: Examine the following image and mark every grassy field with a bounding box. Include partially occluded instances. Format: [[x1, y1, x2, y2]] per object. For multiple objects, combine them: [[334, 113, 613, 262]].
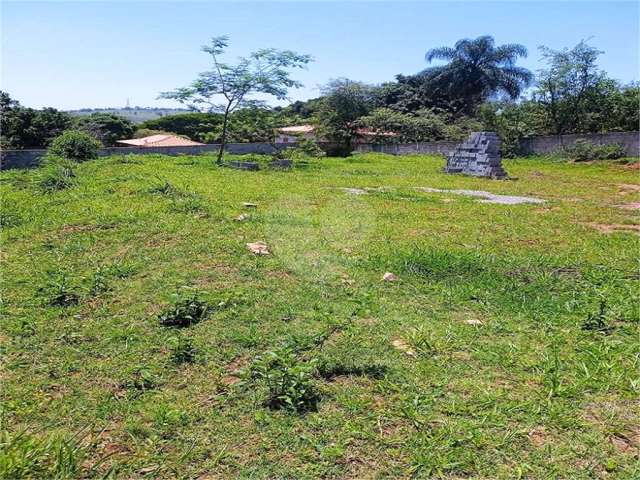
[[1, 153, 639, 479]]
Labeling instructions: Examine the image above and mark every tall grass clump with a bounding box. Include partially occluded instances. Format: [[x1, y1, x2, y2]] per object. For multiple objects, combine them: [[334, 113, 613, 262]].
[[0, 430, 89, 479], [38, 155, 76, 192]]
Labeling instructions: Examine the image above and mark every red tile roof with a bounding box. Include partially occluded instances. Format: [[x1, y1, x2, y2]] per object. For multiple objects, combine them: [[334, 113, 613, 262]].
[[117, 134, 203, 147]]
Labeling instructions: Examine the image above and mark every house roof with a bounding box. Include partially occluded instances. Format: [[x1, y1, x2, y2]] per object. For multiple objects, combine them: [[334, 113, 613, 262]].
[[117, 134, 204, 147], [276, 125, 316, 134]]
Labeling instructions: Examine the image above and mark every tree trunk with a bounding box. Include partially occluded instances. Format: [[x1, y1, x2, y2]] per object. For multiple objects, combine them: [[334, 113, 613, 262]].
[[216, 104, 231, 165]]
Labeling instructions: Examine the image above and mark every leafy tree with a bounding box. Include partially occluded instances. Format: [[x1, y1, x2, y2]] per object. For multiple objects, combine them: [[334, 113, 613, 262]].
[[1, 92, 72, 149], [357, 107, 480, 143], [138, 108, 302, 143], [74, 113, 135, 146], [226, 107, 302, 143], [531, 41, 638, 135], [422, 36, 533, 114], [139, 112, 223, 142], [534, 40, 610, 134], [316, 79, 375, 154], [160, 36, 312, 164], [278, 98, 323, 119], [477, 101, 547, 156]]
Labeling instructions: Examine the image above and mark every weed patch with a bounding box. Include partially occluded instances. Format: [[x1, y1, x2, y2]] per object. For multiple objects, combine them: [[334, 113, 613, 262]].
[[158, 289, 211, 328], [38, 271, 80, 307], [250, 346, 320, 412]]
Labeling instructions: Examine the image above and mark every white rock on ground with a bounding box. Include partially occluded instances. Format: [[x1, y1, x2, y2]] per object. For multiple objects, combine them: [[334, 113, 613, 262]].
[[464, 319, 484, 326], [246, 241, 270, 255], [383, 272, 399, 281]]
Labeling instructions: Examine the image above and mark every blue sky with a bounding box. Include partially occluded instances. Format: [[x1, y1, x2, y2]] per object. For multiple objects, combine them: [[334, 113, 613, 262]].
[[2, 1, 638, 110]]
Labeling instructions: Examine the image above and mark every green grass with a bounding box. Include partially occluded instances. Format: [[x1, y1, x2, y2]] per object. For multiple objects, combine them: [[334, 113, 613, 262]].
[[1, 153, 639, 479]]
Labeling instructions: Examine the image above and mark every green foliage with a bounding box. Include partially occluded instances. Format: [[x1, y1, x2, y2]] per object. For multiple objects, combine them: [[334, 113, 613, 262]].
[[356, 107, 479, 143], [90, 266, 112, 296], [158, 289, 210, 328], [38, 271, 80, 307], [0, 430, 88, 479], [280, 138, 325, 160], [562, 139, 626, 161], [47, 130, 100, 162], [250, 346, 319, 412], [139, 113, 223, 142], [477, 101, 548, 156], [140, 108, 303, 144], [534, 40, 625, 135], [123, 367, 159, 392], [74, 112, 135, 146], [316, 79, 375, 154], [37, 155, 76, 192], [168, 336, 198, 364], [1, 91, 73, 149]]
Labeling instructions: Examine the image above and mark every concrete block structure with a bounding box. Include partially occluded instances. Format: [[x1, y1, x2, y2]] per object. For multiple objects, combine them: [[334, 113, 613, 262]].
[[445, 132, 507, 178]]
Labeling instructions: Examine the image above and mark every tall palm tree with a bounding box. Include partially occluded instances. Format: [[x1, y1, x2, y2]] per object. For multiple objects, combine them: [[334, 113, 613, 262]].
[[422, 36, 533, 112]]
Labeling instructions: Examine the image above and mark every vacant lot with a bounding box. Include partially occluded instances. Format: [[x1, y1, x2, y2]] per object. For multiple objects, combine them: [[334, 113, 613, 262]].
[[1, 153, 638, 478]]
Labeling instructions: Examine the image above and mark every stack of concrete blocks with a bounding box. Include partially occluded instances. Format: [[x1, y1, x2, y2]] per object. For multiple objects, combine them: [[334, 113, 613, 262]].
[[445, 132, 507, 179]]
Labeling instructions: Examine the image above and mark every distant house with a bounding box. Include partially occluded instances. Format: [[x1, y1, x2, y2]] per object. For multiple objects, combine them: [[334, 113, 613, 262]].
[[274, 125, 397, 144], [116, 134, 204, 147]]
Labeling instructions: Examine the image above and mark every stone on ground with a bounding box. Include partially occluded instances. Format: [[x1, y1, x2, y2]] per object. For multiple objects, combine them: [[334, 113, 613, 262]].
[[246, 241, 270, 255]]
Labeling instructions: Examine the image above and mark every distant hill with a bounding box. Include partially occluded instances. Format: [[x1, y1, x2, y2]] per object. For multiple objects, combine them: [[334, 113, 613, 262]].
[[66, 107, 192, 124]]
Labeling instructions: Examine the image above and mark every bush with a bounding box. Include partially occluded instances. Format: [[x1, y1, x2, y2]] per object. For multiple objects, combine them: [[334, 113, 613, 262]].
[[38, 155, 76, 192], [168, 336, 198, 364], [278, 138, 326, 161], [158, 289, 210, 328], [563, 139, 626, 161], [47, 130, 100, 162], [250, 347, 319, 412]]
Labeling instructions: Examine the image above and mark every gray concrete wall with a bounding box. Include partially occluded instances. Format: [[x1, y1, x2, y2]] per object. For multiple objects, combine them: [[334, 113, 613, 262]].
[[354, 141, 458, 155], [2, 132, 638, 169], [0, 143, 287, 169], [518, 131, 639, 156]]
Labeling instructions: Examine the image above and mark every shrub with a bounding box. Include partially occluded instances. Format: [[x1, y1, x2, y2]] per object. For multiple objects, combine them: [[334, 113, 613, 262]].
[[47, 130, 100, 162], [168, 336, 198, 364], [563, 139, 626, 161], [278, 138, 325, 161], [38, 155, 76, 192], [250, 347, 319, 412], [158, 289, 210, 328]]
